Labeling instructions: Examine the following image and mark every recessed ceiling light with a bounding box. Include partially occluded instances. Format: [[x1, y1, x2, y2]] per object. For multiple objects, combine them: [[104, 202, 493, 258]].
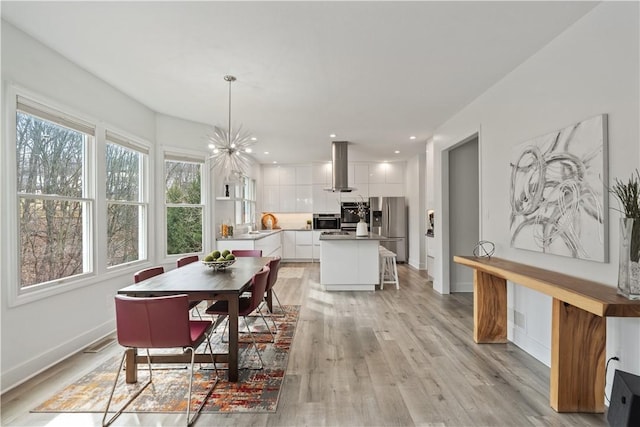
[[264, 151, 269, 155], [409, 136, 417, 140], [245, 148, 252, 153], [250, 137, 257, 141], [394, 150, 400, 154], [272, 161, 277, 164], [329, 133, 337, 138], [208, 143, 215, 149]]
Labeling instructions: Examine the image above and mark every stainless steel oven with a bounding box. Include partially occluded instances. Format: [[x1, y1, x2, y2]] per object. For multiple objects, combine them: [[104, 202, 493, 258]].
[[313, 213, 340, 230], [340, 202, 369, 230]]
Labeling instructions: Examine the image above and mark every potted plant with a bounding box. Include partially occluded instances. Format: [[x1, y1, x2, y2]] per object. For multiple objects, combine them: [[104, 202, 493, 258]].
[[611, 169, 640, 299]]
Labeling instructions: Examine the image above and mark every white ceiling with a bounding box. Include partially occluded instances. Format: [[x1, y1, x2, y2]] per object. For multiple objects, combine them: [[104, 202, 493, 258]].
[[1, 1, 598, 164]]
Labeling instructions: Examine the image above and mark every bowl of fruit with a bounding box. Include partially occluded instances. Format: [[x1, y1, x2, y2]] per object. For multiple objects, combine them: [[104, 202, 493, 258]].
[[202, 249, 236, 271]]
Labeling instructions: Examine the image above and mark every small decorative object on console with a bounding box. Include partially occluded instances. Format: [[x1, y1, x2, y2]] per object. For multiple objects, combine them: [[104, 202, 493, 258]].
[[473, 240, 495, 258]]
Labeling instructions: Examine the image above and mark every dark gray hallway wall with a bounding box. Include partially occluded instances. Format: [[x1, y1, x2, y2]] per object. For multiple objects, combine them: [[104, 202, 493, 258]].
[[448, 137, 479, 292]]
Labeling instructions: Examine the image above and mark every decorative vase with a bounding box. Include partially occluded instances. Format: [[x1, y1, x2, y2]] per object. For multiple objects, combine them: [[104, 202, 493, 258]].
[[356, 219, 368, 237], [617, 217, 640, 300]]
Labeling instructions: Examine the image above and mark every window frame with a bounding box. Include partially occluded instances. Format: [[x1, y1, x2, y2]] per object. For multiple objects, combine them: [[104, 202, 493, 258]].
[[4, 86, 155, 308], [7, 88, 98, 305], [163, 151, 207, 258], [105, 131, 150, 269]]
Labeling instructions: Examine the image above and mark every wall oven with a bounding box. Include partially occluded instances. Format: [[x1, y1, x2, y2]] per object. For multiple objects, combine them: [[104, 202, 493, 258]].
[[340, 202, 370, 230], [313, 213, 340, 230]]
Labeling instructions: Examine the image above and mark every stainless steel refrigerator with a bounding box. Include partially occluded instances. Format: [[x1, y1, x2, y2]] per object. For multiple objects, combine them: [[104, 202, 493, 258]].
[[369, 196, 407, 263]]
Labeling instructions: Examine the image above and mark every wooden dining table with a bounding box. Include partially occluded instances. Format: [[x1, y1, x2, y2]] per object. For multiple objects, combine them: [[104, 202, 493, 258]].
[[117, 256, 272, 383]]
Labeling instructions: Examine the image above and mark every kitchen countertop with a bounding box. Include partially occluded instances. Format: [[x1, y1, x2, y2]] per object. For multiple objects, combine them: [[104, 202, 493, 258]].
[[216, 229, 282, 241], [319, 231, 388, 241]]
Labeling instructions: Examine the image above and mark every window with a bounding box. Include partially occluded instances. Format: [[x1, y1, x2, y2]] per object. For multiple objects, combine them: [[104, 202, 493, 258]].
[[16, 96, 94, 289], [165, 155, 204, 255], [236, 175, 256, 225], [106, 131, 148, 267]]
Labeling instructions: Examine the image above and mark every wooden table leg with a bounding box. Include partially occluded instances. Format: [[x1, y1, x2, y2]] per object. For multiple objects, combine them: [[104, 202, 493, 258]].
[[228, 296, 240, 382], [473, 270, 508, 343], [550, 298, 605, 412], [125, 348, 138, 383]]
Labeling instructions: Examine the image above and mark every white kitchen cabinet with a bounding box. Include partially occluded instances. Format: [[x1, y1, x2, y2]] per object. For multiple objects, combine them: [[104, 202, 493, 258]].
[[279, 185, 296, 212], [216, 230, 282, 258], [295, 231, 313, 260], [312, 162, 332, 185], [312, 184, 340, 213], [262, 185, 279, 212], [312, 230, 322, 261], [279, 166, 296, 185], [263, 166, 280, 186], [368, 163, 386, 184], [353, 163, 370, 184], [282, 230, 313, 261], [385, 162, 404, 183], [296, 165, 312, 185], [296, 185, 313, 212], [282, 231, 296, 259]]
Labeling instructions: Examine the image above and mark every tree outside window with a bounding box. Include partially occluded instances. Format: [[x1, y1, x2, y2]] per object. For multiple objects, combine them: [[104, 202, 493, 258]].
[[165, 159, 203, 255], [106, 140, 146, 267], [16, 110, 92, 288]]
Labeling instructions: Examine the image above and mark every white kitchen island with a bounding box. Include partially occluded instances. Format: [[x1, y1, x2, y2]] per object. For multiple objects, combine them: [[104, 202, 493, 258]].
[[320, 231, 388, 291]]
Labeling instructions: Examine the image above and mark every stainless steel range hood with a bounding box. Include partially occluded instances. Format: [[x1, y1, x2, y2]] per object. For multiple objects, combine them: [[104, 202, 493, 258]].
[[326, 141, 354, 192]]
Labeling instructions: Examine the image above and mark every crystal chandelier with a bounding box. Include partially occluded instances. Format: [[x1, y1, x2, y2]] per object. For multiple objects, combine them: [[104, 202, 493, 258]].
[[208, 75, 255, 181]]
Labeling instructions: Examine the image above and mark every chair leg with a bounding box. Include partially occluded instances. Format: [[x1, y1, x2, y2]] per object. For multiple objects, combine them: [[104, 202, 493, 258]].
[[102, 349, 152, 427], [242, 316, 264, 370], [256, 304, 276, 343], [272, 289, 285, 314], [186, 344, 219, 427]]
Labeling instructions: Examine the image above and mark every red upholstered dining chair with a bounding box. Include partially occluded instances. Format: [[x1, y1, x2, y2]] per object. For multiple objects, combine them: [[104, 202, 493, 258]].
[[133, 266, 164, 283], [176, 255, 203, 319], [177, 255, 199, 267], [205, 266, 270, 369], [265, 256, 284, 315], [231, 249, 262, 257], [102, 294, 219, 427]]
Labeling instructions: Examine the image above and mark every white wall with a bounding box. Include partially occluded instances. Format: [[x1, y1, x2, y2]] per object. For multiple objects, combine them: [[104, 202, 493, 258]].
[[0, 22, 220, 392], [430, 1, 640, 389], [407, 153, 426, 269]]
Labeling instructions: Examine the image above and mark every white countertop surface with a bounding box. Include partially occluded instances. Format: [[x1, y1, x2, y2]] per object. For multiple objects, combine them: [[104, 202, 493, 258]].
[[319, 231, 388, 241], [216, 229, 282, 241]]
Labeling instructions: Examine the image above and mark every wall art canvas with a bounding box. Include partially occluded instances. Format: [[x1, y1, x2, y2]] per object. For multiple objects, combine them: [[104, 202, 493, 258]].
[[509, 114, 608, 262]]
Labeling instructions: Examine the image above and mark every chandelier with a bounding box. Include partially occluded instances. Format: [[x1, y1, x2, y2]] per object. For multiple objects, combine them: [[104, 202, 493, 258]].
[[208, 75, 255, 181]]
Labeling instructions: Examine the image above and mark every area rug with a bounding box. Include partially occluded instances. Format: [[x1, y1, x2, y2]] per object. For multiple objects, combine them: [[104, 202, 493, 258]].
[[33, 305, 300, 414]]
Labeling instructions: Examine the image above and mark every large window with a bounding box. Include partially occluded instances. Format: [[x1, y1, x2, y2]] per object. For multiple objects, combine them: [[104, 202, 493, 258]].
[[165, 156, 204, 255], [236, 175, 256, 225], [16, 97, 94, 289], [106, 132, 148, 267]]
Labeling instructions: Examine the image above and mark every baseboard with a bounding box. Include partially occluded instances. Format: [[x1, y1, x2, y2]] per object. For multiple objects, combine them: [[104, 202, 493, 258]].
[[451, 281, 473, 292], [407, 258, 426, 270], [1, 320, 115, 394], [511, 327, 551, 367]]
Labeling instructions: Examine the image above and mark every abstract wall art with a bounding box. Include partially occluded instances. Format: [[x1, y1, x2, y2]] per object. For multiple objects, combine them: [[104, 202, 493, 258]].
[[509, 114, 608, 262]]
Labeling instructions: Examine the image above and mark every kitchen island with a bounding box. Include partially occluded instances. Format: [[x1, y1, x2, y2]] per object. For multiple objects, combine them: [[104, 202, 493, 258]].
[[319, 231, 388, 291], [216, 229, 282, 258]]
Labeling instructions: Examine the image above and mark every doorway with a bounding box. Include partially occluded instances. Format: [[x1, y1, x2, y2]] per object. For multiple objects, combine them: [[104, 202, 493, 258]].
[[447, 135, 479, 292]]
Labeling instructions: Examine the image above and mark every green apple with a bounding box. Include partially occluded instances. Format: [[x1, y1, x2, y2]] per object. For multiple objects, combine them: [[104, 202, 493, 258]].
[[204, 254, 214, 262], [225, 253, 235, 260], [211, 250, 221, 259], [221, 249, 231, 257]]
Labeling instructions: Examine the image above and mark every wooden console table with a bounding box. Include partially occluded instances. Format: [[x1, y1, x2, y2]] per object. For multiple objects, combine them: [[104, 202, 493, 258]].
[[454, 256, 640, 413]]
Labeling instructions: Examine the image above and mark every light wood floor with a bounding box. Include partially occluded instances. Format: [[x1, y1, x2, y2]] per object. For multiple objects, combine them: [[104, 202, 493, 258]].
[[1, 262, 606, 426]]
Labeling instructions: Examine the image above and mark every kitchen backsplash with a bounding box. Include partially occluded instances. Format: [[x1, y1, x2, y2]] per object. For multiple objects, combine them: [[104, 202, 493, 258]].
[[263, 212, 312, 229]]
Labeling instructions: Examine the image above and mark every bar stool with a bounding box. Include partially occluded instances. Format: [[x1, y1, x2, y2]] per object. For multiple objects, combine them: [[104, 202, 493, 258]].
[[379, 246, 399, 290]]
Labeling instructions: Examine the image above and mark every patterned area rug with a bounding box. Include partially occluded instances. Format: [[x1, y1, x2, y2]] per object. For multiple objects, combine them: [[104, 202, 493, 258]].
[[33, 305, 300, 414]]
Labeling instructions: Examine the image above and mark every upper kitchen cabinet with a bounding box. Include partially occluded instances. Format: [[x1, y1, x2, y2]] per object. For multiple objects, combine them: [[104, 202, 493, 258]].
[[312, 162, 332, 185], [296, 165, 312, 185], [262, 164, 312, 213], [368, 162, 405, 197], [312, 184, 340, 213]]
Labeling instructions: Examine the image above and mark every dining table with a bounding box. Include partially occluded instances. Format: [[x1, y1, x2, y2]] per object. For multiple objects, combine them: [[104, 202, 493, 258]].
[[117, 256, 272, 383]]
